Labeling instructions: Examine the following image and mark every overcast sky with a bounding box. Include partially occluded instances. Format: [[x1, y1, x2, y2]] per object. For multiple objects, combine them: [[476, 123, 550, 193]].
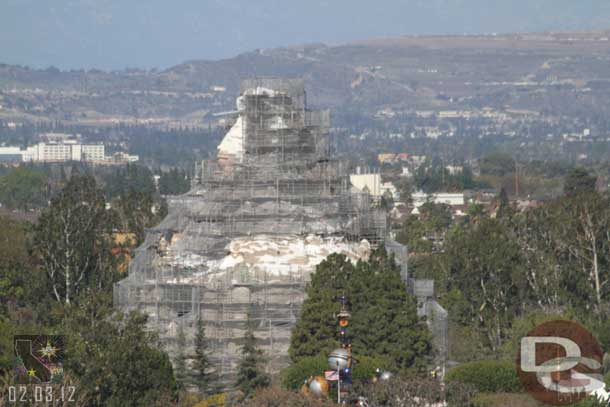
[[1, 0, 608, 70]]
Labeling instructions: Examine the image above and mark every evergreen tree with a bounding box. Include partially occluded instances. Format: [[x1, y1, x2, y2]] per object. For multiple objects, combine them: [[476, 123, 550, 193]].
[[63, 292, 177, 406], [564, 167, 596, 196], [192, 317, 216, 395], [495, 187, 514, 220], [235, 318, 271, 397], [174, 323, 188, 387], [289, 248, 432, 373], [289, 254, 354, 361], [158, 168, 191, 195]]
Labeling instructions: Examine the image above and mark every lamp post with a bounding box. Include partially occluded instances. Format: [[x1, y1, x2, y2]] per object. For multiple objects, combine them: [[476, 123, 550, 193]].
[[328, 295, 352, 405]]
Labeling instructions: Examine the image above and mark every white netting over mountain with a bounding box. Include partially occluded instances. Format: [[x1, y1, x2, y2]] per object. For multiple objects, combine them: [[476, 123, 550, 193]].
[[114, 78, 388, 388]]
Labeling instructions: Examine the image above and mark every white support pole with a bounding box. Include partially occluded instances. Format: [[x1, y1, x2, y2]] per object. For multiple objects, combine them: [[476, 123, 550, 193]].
[[337, 362, 341, 404]]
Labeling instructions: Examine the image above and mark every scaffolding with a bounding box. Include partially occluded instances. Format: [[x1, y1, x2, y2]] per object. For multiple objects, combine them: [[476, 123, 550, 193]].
[[114, 78, 387, 388]]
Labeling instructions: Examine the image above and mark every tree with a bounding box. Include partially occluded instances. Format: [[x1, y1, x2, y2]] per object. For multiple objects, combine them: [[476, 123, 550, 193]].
[[349, 249, 432, 372], [549, 193, 610, 312], [564, 167, 596, 196], [0, 166, 48, 210], [494, 187, 516, 221], [235, 318, 271, 398], [397, 202, 452, 254], [379, 189, 394, 210], [174, 323, 188, 387], [33, 172, 115, 304], [239, 386, 336, 407], [289, 249, 431, 373], [419, 201, 452, 233], [479, 152, 515, 177], [0, 216, 35, 310], [62, 292, 177, 407], [159, 168, 191, 195], [103, 164, 156, 200], [396, 215, 434, 254], [353, 376, 475, 407], [112, 188, 164, 243], [192, 317, 217, 395], [396, 177, 413, 205], [290, 254, 354, 361], [443, 218, 523, 353]]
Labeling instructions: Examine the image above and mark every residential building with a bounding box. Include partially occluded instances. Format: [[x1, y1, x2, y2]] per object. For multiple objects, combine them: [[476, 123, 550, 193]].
[[411, 191, 465, 214]]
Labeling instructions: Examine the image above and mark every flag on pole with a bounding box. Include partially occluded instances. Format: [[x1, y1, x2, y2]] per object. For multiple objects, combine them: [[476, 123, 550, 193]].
[[325, 370, 339, 381]]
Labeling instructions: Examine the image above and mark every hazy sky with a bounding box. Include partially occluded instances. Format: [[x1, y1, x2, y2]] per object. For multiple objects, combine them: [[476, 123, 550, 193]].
[[1, 0, 608, 70]]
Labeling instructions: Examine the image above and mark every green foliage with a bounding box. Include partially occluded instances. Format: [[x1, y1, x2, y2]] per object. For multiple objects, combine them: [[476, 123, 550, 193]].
[[413, 159, 477, 193], [0, 166, 48, 210], [192, 317, 217, 395], [0, 167, 180, 406], [472, 393, 541, 407], [174, 323, 188, 387], [62, 292, 177, 407], [103, 163, 156, 200], [0, 216, 39, 311], [446, 360, 522, 393], [111, 188, 165, 243], [354, 376, 475, 407], [33, 171, 117, 304], [419, 201, 452, 231], [396, 216, 433, 254], [499, 311, 569, 360], [443, 218, 523, 352], [235, 321, 271, 398], [396, 202, 452, 254], [572, 396, 610, 407], [239, 386, 336, 407], [289, 254, 353, 361], [289, 248, 431, 373], [281, 355, 392, 390], [564, 166, 596, 196], [516, 192, 610, 311], [281, 355, 328, 390], [159, 168, 191, 195], [479, 152, 515, 177]]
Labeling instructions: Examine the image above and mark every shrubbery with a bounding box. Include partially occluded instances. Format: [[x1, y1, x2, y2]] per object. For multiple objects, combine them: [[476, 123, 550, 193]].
[[281, 354, 392, 390], [446, 360, 522, 393]]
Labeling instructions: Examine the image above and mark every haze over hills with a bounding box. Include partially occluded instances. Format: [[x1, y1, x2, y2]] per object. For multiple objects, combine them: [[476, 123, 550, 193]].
[[1, 0, 610, 69], [1, 30, 610, 128]]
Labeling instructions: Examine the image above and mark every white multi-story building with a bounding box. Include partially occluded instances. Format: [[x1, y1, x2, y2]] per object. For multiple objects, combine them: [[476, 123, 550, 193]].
[[0, 141, 106, 163], [81, 144, 105, 161], [0, 147, 25, 162]]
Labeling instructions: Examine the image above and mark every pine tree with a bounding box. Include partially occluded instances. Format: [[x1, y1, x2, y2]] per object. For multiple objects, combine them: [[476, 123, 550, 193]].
[[192, 317, 216, 395], [289, 248, 432, 373], [174, 323, 188, 387], [235, 318, 270, 397]]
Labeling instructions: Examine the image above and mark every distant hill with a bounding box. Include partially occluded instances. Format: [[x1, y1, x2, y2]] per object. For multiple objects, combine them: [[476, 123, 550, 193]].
[[3, 0, 610, 69], [1, 30, 610, 126]]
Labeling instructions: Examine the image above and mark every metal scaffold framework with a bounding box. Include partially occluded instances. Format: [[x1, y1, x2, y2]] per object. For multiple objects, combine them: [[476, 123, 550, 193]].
[[114, 78, 390, 388]]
